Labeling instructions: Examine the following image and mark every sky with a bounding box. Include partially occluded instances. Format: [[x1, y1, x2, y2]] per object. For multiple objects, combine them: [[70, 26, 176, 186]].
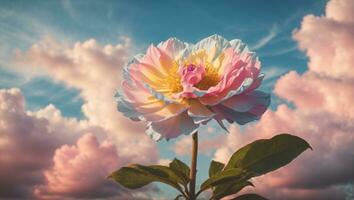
[[0, 0, 353, 199]]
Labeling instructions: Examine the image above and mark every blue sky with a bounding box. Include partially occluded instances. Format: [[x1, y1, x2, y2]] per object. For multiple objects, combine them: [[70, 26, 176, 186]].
[[1, 0, 327, 116], [0, 0, 331, 198]]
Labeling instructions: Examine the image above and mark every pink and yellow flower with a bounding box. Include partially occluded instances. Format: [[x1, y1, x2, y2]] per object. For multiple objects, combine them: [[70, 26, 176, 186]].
[[116, 35, 270, 140]]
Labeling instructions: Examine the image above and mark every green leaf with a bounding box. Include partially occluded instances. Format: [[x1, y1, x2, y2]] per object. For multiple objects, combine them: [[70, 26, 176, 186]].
[[209, 160, 225, 177], [109, 164, 182, 191], [109, 166, 153, 189], [231, 193, 269, 200], [225, 134, 311, 176], [169, 158, 190, 184], [200, 168, 243, 191], [213, 181, 253, 200]]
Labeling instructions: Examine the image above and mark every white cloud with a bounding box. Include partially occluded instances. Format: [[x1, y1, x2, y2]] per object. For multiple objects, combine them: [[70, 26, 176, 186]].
[[250, 24, 279, 50]]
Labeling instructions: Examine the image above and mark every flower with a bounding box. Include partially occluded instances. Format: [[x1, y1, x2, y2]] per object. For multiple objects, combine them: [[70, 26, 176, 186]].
[[115, 35, 270, 141]]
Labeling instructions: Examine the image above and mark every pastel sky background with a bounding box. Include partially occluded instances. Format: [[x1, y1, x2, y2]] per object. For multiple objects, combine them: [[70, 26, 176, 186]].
[[0, 0, 353, 199]]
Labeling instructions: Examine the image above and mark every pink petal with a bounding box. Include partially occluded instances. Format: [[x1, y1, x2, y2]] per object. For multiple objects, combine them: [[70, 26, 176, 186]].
[[147, 112, 198, 140]]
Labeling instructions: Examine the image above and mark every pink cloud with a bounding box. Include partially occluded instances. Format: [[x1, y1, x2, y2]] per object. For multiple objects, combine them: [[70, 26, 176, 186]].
[[275, 71, 354, 119], [326, 0, 354, 23], [3, 37, 160, 198], [216, 105, 353, 200], [0, 87, 157, 199], [210, 0, 354, 199], [34, 133, 122, 199], [14, 37, 158, 164], [292, 0, 354, 79], [0, 88, 80, 198], [172, 131, 225, 157]]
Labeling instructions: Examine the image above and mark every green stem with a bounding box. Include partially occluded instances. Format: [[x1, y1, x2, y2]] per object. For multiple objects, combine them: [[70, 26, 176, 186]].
[[189, 131, 198, 200]]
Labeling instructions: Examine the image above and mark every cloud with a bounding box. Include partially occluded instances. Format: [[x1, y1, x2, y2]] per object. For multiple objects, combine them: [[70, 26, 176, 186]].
[[262, 66, 290, 81], [259, 45, 297, 57], [14, 36, 158, 164], [210, 0, 354, 199], [215, 105, 353, 200], [34, 133, 122, 199], [1, 36, 160, 198], [172, 133, 224, 157], [0, 88, 81, 198], [250, 24, 279, 50], [292, 0, 354, 79], [157, 158, 172, 166], [0, 87, 157, 199], [275, 71, 354, 119]]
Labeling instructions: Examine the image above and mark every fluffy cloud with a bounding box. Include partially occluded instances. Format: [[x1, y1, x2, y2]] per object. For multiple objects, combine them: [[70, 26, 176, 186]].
[[0, 88, 80, 198], [34, 133, 122, 199], [292, 0, 354, 79], [15, 37, 159, 162], [215, 106, 353, 200], [211, 0, 354, 199], [0, 88, 156, 199], [172, 128, 224, 157], [15, 37, 158, 163], [1, 37, 159, 199]]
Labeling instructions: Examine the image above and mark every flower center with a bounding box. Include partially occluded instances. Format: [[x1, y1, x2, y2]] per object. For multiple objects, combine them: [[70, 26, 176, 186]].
[[179, 63, 220, 91], [187, 65, 195, 72], [194, 63, 220, 90], [180, 64, 205, 86]]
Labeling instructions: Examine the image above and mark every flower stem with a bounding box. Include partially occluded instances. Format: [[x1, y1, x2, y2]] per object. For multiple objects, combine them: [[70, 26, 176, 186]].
[[189, 131, 198, 200]]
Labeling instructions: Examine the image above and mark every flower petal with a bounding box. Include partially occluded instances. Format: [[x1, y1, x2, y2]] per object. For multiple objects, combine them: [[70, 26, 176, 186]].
[[211, 104, 259, 125], [115, 91, 141, 121], [142, 103, 188, 122], [230, 39, 253, 58], [122, 79, 188, 121], [199, 70, 254, 105], [147, 112, 198, 140], [157, 37, 190, 60], [187, 100, 215, 124], [214, 115, 229, 132], [193, 34, 231, 63], [122, 80, 166, 113], [123, 54, 169, 99], [221, 91, 270, 112], [141, 45, 172, 76], [244, 73, 264, 93], [211, 91, 270, 125], [146, 125, 163, 141]]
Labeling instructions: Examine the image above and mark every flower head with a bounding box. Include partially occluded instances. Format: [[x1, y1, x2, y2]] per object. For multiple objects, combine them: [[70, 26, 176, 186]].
[[116, 35, 270, 141]]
